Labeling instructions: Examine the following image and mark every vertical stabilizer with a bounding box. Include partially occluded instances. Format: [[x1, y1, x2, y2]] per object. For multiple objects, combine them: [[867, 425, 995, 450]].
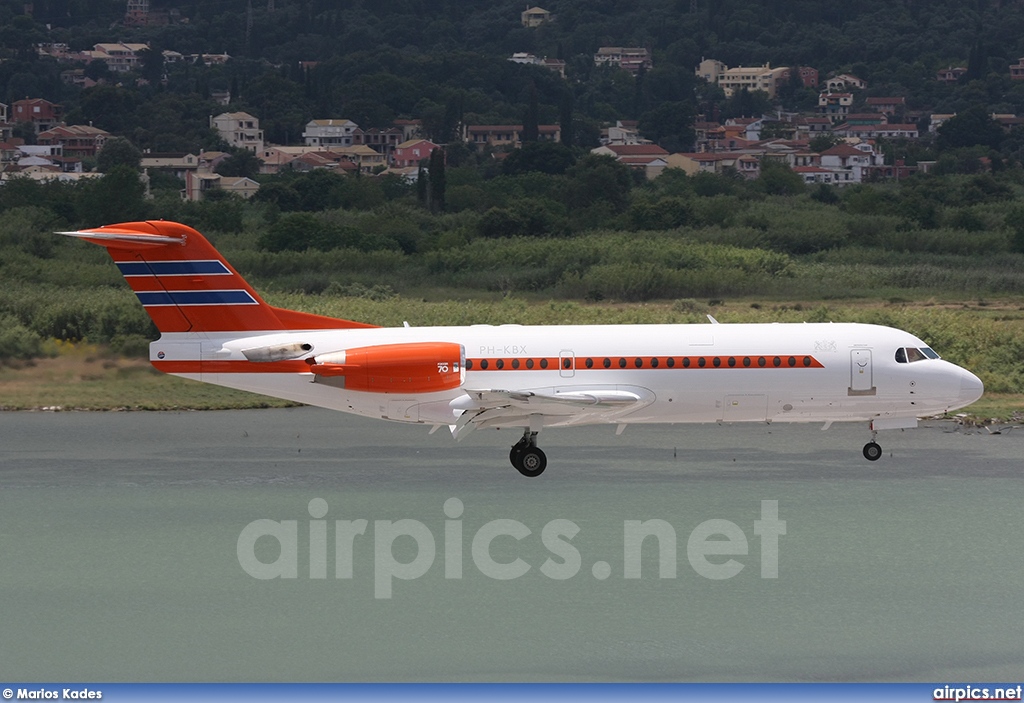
[[60, 221, 377, 333]]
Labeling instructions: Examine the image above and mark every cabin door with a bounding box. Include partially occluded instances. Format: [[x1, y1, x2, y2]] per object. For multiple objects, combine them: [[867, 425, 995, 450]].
[[849, 349, 876, 396]]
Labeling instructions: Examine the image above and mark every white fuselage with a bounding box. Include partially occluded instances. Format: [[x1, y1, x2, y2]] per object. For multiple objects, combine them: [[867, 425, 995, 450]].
[[151, 322, 983, 431]]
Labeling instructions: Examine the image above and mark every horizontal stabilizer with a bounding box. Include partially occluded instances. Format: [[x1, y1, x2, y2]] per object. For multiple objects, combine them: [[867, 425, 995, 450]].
[[58, 229, 185, 249]]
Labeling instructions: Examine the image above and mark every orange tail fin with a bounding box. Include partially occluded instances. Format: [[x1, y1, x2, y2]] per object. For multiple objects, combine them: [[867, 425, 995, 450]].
[[61, 221, 378, 334]]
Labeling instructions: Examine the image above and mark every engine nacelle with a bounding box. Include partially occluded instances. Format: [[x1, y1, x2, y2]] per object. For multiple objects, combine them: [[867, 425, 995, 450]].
[[308, 342, 465, 394]]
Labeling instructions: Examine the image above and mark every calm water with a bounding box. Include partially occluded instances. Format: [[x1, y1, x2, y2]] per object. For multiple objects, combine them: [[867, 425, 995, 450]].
[[0, 408, 1022, 681]]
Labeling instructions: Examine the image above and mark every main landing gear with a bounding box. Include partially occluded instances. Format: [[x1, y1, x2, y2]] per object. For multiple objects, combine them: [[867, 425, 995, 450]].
[[510, 431, 547, 477], [862, 442, 882, 461], [862, 429, 882, 461]]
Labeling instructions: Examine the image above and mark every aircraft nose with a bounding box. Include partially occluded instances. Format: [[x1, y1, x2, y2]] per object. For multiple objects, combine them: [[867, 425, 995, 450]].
[[959, 368, 984, 406]]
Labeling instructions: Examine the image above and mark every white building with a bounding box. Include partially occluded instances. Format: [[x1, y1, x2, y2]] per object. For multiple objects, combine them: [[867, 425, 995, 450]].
[[817, 142, 883, 185], [210, 112, 264, 154], [302, 119, 358, 148], [595, 47, 652, 75], [88, 43, 150, 72], [696, 59, 790, 98]]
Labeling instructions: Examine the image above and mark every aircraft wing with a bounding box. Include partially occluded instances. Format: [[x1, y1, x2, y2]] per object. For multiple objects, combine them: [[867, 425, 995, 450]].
[[448, 386, 655, 439]]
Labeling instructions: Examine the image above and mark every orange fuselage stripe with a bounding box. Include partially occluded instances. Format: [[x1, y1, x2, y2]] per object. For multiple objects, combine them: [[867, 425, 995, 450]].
[[467, 354, 824, 371], [153, 354, 824, 374]]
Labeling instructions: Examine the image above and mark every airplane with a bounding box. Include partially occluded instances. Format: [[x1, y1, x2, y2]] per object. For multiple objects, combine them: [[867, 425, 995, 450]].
[[61, 220, 984, 477]]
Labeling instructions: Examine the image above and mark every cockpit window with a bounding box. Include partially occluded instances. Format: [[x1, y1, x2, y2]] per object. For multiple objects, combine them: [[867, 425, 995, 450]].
[[895, 347, 940, 363]]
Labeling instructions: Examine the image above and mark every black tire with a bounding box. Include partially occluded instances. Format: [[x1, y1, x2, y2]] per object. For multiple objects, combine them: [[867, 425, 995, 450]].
[[509, 445, 524, 468], [516, 447, 547, 477], [863, 442, 882, 461]]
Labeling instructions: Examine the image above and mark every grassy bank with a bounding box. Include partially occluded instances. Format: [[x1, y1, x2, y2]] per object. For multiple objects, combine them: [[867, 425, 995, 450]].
[[0, 343, 296, 411]]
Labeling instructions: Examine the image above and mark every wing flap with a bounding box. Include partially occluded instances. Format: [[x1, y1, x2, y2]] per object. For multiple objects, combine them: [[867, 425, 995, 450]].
[[448, 385, 655, 440], [458, 388, 643, 409]]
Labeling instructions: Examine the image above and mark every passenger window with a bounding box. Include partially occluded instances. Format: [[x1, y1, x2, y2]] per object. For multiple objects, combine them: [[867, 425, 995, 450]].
[[895, 348, 907, 364]]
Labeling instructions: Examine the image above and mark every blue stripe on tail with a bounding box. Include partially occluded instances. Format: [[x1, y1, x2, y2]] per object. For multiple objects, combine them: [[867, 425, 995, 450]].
[[117, 260, 232, 276], [136, 290, 258, 306]]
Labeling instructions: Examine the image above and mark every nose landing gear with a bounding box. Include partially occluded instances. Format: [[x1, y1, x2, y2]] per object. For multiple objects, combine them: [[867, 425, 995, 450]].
[[510, 431, 547, 477]]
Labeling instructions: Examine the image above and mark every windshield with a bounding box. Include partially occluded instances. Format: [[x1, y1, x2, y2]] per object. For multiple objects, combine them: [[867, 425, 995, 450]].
[[895, 346, 941, 363]]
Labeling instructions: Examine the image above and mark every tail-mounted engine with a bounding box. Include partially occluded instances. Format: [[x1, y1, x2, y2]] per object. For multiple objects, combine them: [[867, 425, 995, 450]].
[[307, 342, 465, 394]]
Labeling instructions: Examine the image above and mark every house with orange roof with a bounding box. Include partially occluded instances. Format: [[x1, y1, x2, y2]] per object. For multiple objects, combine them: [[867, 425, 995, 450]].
[[590, 144, 670, 179], [391, 139, 439, 168], [37, 124, 110, 158], [665, 152, 761, 179], [12, 99, 63, 134]]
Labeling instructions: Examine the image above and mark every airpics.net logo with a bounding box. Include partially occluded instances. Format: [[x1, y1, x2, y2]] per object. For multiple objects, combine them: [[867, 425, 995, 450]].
[[236, 499, 786, 599]]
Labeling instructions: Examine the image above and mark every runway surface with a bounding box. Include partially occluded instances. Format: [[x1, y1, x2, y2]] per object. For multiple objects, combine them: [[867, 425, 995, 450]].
[[1, 408, 1021, 681]]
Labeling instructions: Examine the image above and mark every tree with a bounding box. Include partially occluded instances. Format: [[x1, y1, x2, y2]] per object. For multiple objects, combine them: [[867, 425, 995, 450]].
[[810, 183, 841, 205], [83, 60, 112, 83], [809, 134, 842, 153], [75, 166, 147, 226], [638, 101, 696, 153], [522, 81, 539, 143], [757, 159, 804, 196], [776, 66, 806, 110], [722, 88, 773, 120], [1007, 207, 1024, 253], [428, 147, 446, 212], [12, 122, 35, 145], [253, 182, 301, 211], [502, 142, 576, 176], [215, 149, 264, 179], [96, 137, 142, 173], [559, 88, 575, 149], [259, 213, 331, 252], [965, 40, 988, 82], [77, 85, 141, 134], [138, 46, 165, 85], [564, 154, 632, 213], [936, 105, 1004, 150], [416, 164, 427, 205]]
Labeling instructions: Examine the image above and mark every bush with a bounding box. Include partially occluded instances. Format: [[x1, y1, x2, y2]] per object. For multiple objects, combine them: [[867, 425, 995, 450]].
[[0, 206, 63, 258], [0, 314, 45, 362]]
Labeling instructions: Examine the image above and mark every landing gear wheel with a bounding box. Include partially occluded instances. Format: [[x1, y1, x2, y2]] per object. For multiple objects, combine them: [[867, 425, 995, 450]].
[[509, 444, 525, 467], [863, 441, 882, 461], [516, 447, 547, 477]]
